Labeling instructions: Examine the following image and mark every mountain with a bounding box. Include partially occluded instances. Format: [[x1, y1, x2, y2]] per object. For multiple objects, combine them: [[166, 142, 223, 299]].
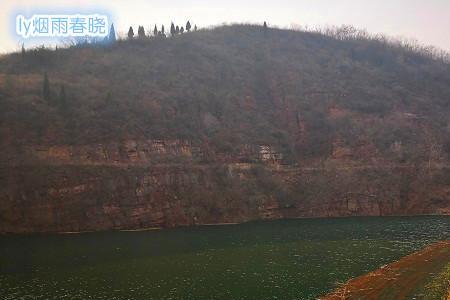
[[0, 24, 449, 233]]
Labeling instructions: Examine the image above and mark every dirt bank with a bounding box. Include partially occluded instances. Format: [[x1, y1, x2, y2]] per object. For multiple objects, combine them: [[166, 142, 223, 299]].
[[320, 241, 450, 300]]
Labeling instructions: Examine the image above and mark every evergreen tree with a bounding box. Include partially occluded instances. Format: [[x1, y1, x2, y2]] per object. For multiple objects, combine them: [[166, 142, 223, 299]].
[[127, 26, 134, 39], [161, 25, 165, 36], [175, 25, 180, 34], [263, 21, 268, 36], [194, 25, 198, 31], [180, 26, 184, 34], [42, 72, 51, 103], [153, 25, 158, 36], [59, 84, 67, 112], [170, 22, 176, 36], [138, 26, 145, 38], [21, 43, 25, 58], [186, 21, 191, 32], [109, 24, 117, 42]]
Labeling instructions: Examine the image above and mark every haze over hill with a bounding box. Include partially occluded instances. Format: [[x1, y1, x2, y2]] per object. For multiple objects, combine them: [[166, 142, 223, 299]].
[[0, 24, 450, 233]]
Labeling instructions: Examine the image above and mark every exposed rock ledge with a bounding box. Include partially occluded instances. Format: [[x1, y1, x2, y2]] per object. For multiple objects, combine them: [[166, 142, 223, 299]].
[[1, 160, 449, 233]]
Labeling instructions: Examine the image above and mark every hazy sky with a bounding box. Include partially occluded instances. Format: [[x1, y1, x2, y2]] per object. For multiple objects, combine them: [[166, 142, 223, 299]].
[[1, 0, 450, 53]]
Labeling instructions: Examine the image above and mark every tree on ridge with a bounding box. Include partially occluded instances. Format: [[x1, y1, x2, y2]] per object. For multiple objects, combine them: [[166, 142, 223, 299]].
[[138, 26, 145, 38], [109, 24, 117, 42], [128, 26, 134, 39]]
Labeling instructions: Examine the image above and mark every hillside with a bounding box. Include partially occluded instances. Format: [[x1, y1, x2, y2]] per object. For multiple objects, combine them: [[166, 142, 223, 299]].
[[0, 24, 450, 233]]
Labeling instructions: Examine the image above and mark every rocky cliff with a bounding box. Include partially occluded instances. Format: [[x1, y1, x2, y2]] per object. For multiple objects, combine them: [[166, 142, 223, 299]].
[[1, 138, 449, 233]]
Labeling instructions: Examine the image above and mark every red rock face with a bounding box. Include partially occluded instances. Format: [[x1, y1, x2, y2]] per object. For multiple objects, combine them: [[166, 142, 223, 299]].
[[1, 139, 449, 233]]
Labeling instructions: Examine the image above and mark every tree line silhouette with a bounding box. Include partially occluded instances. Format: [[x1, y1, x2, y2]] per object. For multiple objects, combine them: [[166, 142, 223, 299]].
[[116, 20, 198, 41]]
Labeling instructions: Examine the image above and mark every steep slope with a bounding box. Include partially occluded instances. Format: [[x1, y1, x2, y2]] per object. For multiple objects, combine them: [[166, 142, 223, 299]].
[[0, 25, 449, 233]]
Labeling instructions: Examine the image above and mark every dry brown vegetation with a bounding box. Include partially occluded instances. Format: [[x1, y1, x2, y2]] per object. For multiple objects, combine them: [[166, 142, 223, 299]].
[[0, 24, 449, 165]]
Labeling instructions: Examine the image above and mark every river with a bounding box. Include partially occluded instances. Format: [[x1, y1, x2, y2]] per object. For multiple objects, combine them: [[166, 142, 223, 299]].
[[1, 216, 449, 299]]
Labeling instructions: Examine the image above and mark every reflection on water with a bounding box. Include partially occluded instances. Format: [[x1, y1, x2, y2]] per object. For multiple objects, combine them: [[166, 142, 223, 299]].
[[1, 216, 449, 300]]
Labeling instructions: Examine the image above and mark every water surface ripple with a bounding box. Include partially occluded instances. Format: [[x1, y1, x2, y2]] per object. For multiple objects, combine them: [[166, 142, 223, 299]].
[[1, 216, 449, 299]]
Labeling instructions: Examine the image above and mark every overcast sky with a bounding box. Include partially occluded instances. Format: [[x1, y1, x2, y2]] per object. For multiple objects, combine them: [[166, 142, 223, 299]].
[[1, 0, 450, 53]]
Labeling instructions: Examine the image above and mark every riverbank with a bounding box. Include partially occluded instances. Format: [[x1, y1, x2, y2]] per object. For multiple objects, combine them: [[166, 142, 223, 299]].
[[320, 241, 450, 300]]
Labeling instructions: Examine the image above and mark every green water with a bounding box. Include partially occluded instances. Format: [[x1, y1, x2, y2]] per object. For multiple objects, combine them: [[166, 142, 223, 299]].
[[1, 216, 450, 300]]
